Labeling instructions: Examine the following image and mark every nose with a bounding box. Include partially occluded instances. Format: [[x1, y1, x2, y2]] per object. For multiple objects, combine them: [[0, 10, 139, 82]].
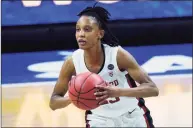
[[79, 30, 85, 37]]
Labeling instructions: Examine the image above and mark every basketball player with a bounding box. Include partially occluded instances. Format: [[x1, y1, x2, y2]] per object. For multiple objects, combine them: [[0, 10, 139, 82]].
[[49, 3, 159, 128]]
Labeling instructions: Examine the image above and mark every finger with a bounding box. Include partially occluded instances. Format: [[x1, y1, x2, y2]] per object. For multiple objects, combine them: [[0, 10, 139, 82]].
[[95, 85, 107, 90], [94, 88, 99, 92], [98, 99, 108, 105], [96, 94, 109, 100], [94, 91, 108, 96]]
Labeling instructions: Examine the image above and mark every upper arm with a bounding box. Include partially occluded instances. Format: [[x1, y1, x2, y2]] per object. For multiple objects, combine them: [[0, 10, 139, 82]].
[[117, 47, 154, 85], [51, 56, 75, 97]]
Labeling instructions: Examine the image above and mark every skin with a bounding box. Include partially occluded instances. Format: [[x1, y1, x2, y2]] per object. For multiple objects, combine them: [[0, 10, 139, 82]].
[[49, 15, 159, 110], [75, 15, 105, 72], [49, 15, 105, 110], [49, 56, 74, 110], [95, 47, 159, 104]]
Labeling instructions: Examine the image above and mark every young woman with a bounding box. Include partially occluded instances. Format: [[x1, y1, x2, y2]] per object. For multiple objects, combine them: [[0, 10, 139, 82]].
[[49, 4, 159, 127]]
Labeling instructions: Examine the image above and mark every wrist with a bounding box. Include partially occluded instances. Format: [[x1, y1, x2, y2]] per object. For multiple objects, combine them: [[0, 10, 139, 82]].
[[119, 88, 124, 97], [119, 88, 130, 97], [118, 88, 124, 97]]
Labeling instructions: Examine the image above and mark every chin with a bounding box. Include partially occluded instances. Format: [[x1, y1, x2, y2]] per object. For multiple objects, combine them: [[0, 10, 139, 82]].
[[78, 46, 87, 50], [78, 45, 90, 50], [79, 47, 85, 50]]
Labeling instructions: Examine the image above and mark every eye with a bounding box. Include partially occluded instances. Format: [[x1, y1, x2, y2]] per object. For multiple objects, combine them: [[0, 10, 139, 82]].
[[84, 27, 91, 32], [76, 28, 80, 32], [85, 28, 89, 31]]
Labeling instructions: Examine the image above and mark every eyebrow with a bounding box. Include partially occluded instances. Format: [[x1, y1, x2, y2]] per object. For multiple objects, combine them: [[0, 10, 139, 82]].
[[76, 24, 92, 28]]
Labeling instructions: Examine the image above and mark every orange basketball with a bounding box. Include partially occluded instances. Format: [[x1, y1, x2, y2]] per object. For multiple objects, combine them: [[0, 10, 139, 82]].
[[68, 72, 106, 110]]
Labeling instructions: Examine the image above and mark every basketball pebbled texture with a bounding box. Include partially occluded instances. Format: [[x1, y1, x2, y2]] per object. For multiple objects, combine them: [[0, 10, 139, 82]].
[[68, 72, 106, 110]]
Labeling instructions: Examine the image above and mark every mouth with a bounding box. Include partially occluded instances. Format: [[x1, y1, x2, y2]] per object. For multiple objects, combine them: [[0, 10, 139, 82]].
[[78, 39, 86, 45]]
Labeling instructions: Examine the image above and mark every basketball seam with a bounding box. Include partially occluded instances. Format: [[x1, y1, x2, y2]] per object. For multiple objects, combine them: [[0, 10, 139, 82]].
[[79, 87, 96, 94], [78, 81, 105, 94], [69, 90, 97, 100], [77, 100, 93, 110], [69, 99, 92, 110], [73, 76, 79, 94], [72, 76, 80, 105], [76, 73, 93, 106]]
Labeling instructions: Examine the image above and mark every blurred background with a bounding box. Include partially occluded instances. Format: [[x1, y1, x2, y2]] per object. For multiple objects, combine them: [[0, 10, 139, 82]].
[[1, 0, 192, 127]]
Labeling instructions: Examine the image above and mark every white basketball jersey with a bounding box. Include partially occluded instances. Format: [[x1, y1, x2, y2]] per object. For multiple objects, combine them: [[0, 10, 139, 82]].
[[72, 44, 140, 117]]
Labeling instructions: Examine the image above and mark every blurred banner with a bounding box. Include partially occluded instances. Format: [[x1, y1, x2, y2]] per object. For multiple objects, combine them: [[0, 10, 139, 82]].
[[2, 44, 192, 84], [2, 1, 192, 26]]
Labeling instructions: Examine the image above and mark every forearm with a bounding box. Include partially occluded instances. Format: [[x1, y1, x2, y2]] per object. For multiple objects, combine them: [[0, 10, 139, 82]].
[[120, 83, 159, 98], [49, 95, 71, 110]]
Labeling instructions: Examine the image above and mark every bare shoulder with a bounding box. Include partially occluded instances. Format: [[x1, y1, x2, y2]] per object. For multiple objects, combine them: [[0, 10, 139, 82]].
[[60, 56, 75, 76], [117, 46, 139, 70]]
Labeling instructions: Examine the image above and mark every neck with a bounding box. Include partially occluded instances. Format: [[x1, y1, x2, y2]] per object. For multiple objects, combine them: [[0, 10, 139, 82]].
[[84, 43, 104, 66]]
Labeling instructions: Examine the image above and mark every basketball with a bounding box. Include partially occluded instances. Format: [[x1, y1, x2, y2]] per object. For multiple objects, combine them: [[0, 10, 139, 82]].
[[68, 72, 106, 110]]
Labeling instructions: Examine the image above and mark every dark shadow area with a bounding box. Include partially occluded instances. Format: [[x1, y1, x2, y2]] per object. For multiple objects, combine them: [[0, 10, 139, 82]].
[[2, 16, 192, 53]]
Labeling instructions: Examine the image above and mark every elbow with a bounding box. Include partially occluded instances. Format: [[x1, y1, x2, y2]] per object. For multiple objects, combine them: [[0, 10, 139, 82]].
[[49, 98, 56, 111], [153, 86, 159, 97], [148, 82, 159, 97], [49, 104, 56, 111]]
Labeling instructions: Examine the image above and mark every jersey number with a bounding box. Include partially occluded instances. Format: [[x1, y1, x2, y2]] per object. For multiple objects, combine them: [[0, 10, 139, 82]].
[[101, 97, 120, 105]]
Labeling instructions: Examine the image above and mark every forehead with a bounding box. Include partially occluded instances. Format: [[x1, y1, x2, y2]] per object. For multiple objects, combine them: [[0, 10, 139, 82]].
[[76, 15, 98, 27]]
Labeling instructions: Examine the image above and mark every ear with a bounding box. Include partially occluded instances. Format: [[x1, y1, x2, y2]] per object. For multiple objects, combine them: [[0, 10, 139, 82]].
[[99, 30, 105, 39]]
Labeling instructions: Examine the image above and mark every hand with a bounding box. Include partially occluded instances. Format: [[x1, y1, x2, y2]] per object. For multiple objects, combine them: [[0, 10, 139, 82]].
[[94, 82, 121, 105]]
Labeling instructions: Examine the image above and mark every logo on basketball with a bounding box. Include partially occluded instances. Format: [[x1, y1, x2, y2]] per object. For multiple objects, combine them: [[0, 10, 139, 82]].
[[108, 64, 114, 70]]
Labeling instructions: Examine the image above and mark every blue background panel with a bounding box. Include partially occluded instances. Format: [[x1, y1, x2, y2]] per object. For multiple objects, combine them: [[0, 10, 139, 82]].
[[2, 1, 192, 26], [2, 44, 192, 84]]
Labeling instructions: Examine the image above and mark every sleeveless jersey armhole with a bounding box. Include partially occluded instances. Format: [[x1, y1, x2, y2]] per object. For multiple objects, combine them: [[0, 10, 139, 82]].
[[111, 46, 120, 72], [72, 49, 83, 75], [112, 46, 127, 74]]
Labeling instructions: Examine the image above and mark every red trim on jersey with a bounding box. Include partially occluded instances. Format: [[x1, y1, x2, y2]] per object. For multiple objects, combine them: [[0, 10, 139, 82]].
[[125, 74, 150, 128], [86, 123, 90, 128], [136, 97, 148, 113], [85, 111, 91, 128], [144, 114, 150, 128]]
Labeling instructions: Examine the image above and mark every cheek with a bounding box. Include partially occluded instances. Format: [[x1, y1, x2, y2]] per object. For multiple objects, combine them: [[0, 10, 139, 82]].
[[75, 32, 79, 39], [87, 33, 98, 40], [87, 36, 97, 45], [75, 32, 78, 37]]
